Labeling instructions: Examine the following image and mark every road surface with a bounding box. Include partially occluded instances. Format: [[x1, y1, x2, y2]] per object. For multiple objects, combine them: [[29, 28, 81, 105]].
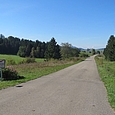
[[0, 56, 115, 115]]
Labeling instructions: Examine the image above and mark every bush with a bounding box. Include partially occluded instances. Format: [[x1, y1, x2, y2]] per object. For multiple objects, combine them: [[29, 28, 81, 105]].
[[25, 58, 36, 63], [19, 58, 36, 64], [7, 59, 16, 65], [2, 67, 24, 80], [79, 52, 89, 57]]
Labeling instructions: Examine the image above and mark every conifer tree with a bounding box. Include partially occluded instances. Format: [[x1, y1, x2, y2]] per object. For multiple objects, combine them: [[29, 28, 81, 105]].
[[104, 35, 115, 61], [45, 38, 61, 59]]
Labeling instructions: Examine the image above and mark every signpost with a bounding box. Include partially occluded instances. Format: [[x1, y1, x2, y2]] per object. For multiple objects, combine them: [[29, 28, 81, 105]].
[[0, 60, 5, 80]]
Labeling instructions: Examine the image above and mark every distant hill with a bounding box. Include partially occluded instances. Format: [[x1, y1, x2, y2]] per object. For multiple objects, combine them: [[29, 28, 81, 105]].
[[78, 48, 86, 51], [96, 48, 104, 51], [78, 48, 105, 51]]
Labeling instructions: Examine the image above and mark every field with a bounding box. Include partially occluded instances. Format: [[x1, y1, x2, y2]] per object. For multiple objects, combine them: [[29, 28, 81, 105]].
[[95, 55, 115, 110], [0, 54, 44, 65], [0, 55, 84, 89]]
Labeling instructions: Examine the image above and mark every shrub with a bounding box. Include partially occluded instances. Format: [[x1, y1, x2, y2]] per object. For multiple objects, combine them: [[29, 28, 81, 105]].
[[2, 67, 24, 80], [7, 59, 16, 65], [79, 52, 89, 57], [19, 58, 36, 64], [25, 58, 36, 63]]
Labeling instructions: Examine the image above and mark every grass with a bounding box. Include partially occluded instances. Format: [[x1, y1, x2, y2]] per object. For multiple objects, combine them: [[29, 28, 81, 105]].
[[0, 54, 25, 64], [0, 57, 84, 90], [0, 54, 44, 65], [95, 55, 115, 110]]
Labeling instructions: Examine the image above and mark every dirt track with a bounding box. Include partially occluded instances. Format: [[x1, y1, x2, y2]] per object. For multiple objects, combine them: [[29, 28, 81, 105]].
[[0, 56, 115, 115]]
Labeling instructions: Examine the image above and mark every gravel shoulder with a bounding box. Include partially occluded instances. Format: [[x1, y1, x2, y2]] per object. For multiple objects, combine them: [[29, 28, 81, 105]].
[[0, 56, 115, 115]]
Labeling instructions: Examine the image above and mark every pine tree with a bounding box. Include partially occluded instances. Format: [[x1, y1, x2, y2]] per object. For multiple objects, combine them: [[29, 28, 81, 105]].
[[104, 35, 115, 61], [45, 38, 61, 59]]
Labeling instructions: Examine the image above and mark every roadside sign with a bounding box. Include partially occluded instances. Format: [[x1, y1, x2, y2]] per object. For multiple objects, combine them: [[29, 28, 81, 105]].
[[0, 60, 5, 80], [0, 60, 5, 68]]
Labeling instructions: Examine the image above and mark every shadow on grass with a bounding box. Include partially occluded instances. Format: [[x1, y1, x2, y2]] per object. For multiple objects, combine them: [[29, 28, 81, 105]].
[[2, 75, 25, 81]]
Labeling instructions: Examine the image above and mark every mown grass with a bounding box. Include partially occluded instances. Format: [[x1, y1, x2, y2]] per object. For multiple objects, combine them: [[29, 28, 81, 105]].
[[95, 55, 115, 110], [0, 58, 84, 90], [0, 54, 44, 65], [0, 54, 25, 64]]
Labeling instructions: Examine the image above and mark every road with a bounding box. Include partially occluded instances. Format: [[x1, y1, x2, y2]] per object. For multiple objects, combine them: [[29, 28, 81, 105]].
[[0, 56, 115, 115]]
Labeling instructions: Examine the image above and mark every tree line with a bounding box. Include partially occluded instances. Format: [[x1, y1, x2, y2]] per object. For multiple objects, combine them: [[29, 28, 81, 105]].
[[0, 35, 80, 59]]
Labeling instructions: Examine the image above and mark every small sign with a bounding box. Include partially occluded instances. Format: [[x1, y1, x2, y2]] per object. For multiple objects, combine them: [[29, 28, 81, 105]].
[[0, 60, 5, 68]]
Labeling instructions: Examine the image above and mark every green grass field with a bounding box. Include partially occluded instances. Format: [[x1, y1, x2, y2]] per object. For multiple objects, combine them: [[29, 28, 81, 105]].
[[0, 54, 44, 65], [0, 54, 25, 64], [95, 55, 115, 110]]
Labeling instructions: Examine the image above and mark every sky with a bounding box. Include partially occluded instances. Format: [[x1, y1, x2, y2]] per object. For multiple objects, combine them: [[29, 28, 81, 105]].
[[0, 0, 115, 49]]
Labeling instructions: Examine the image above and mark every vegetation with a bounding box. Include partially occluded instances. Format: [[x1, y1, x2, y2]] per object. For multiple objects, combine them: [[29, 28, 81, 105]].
[[2, 67, 24, 80], [91, 48, 96, 55], [0, 54, 44, 65], [104, 35, 115, 61], [96, 35, 115, 110], [0, 35, 80, 60], [79, 51, 89, 57], [95, 55, 115, 110], [60, 43, 80, 59], [0, 57, 84, 89], [0, 34, 90, 89], [45, 38, 61, 60]]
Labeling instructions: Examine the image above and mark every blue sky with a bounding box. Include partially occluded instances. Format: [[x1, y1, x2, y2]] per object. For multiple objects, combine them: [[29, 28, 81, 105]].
[[0, 0, 115, 48]]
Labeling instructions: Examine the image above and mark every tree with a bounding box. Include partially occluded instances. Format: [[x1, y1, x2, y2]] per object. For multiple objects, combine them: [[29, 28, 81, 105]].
[[8, 36, 20, 55], [45, 38, 61, 59], [30, 47, 35, 58], [79, 51, 89, 57], [91, 49, 96, 55], [0, 34, 5, 39], [71, 47, 80, 57], [97, 51, 100, 54], [34, 46, 40, 58], [40, 42, 46, 58], [25, 44, 33, 57], [60, 43, 80, 59], [104, 35, 115, 61], [60, 43, 72, 58], [17, 46, 26, 57]]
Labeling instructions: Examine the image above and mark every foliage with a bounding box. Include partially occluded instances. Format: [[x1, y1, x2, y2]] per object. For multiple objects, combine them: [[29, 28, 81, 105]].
[[0, 36, 46, 58], [19, 58, 36, 64], [0, 36, 63, 59], [7, 59, 16, 65], [79, 51, 89, 57], [0, 34, 82, 60], [104, 35, 115, 61], [45, 38, 61, 59], [96, 50, 100, 54], [95, 55, 115, 110], [17, 46, 26, 57], [0, 36, 20, 55], [60, 43, 80, 59], [91, 49, 96, 55], [0, 54, 44, 66], [2, 67, 24, 80], [0, 58, 84, 89]]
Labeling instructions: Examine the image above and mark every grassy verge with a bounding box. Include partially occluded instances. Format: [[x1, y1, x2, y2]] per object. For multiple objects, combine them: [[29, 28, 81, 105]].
[[0, 58, 84, 90], [95, 55, 115, 110]]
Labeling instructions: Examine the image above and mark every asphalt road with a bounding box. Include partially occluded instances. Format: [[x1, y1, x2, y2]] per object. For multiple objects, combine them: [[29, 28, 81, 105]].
[[0, 56, 115, 115]]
